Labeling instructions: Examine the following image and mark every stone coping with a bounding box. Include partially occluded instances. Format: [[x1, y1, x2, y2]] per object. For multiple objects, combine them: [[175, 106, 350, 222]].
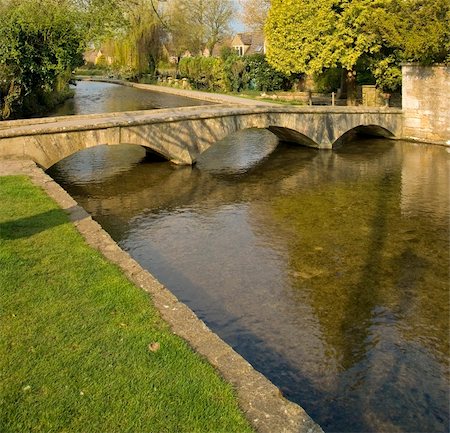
[[0, 158, 324, 433]]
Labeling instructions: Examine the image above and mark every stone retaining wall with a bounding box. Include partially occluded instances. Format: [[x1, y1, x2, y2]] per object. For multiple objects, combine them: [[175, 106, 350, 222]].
[[402, 64, 450, 145]]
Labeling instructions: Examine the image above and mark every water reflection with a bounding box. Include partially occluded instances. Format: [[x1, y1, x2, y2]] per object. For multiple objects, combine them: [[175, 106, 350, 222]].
[[48, 132, 450, 433], [196, 128, 279, 174]]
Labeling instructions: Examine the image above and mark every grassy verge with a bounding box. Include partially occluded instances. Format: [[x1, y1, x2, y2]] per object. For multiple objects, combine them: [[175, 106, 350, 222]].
[[75, 68, 109, 77], [0, 176, 253, 433], [229, 91, 307, 106]]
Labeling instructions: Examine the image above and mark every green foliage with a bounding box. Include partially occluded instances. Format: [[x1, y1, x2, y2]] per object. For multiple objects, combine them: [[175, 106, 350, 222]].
[[371, 56, 402, 92], [366, 0, 449, 90], [0, 0, 84, 119], [266, 0, 449, 94], [265, 0, 336, 76], [244, 54, 289, 91], [165, 0, 233, 56], [78, 0, 129, 44], [389, 0, 449, 64], [313, 68, 342, 93], [223, 54, 247, 92], [178, 54, 291, 93], [97, 1, 162, 78], [220, 46, 237, 61], [178, 57, 227, 91]]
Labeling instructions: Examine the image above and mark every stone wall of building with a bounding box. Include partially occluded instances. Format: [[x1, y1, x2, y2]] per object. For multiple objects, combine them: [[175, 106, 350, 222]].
[[402, 64, 450, 144]]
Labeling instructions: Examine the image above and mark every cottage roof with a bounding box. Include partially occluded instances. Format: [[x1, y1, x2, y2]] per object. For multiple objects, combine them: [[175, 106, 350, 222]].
[[246, 32, 265, 55], [231, 32, 265, 55]]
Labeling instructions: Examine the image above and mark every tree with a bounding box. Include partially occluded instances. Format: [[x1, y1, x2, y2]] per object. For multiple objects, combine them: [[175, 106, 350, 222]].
[[82, 0, 163, 77], [238, 0, 270, 32], [203, 0, 234, 52], [266, 0, 392, 104], [373, 0, 449, 65], [265, 0, 450, 101], [165, 0, 233, 56], [364, 0, 449, 91], [165, 0, 202, 56]]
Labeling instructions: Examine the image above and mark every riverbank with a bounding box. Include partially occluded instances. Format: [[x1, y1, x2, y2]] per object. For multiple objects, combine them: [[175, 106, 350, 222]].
[[0, 160, 323, 433], [2, 87, 75, 121], [76, 75, 278, 107]]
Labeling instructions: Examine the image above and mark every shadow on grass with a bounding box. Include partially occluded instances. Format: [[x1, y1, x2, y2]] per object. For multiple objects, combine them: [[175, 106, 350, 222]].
[[0, 209, 69, 240]]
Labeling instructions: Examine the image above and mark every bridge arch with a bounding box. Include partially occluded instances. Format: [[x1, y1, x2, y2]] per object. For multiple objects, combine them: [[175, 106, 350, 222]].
[[42, 139, 173, 170], [266, 126, 319, 148], [45, 143, 171, 171], [332, 125, 396, 148]]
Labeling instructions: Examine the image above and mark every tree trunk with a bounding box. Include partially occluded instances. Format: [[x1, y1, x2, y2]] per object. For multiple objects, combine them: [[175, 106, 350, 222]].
[[345, 68, 357, 106]]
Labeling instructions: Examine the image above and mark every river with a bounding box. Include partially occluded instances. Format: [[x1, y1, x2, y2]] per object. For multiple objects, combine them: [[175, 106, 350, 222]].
[[47, 81, 449, 433], [49, 80, 212, 116]]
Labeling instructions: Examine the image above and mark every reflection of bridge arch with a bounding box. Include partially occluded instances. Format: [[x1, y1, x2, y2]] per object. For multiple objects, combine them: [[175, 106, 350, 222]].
[[69, 139, 400, 227], [0, 105, 403, 169]]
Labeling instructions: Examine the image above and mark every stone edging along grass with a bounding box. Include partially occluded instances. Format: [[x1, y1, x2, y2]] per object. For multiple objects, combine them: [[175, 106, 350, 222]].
[[0, 159, 323, 433]]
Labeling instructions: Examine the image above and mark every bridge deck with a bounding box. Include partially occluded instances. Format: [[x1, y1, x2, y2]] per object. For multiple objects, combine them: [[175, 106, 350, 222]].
[[0, 105, 402, 139]]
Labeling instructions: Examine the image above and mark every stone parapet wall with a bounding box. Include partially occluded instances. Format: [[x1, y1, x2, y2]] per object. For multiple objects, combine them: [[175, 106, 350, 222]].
[[402, 65, 450, 145], [0, 105, 403, 168]]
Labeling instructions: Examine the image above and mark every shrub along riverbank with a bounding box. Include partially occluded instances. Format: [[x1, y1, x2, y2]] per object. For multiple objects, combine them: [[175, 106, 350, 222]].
[[0, 1, 84, 120], [0, 176, 253, 433]]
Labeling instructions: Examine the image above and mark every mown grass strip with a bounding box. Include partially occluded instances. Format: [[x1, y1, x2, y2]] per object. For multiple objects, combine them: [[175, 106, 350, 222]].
[[0, 175, 253, 433]]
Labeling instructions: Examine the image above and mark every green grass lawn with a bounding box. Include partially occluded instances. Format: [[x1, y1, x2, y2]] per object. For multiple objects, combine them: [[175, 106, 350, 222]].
[[0, 176, 253, 433]]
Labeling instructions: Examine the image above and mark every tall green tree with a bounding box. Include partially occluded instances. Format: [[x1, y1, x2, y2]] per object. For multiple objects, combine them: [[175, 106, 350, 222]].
[[265, 0, 450, 102], [81, 0, 163, 77], [266, 0, 392, 104], [366, 0, 449, 91], [107, 0, 162, 77], [392, 0, 449, 64]]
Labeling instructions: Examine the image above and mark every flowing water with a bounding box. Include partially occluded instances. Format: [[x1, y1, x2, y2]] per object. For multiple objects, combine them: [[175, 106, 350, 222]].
[[48, 80, 212, 116], [47, 82, 450, 433]]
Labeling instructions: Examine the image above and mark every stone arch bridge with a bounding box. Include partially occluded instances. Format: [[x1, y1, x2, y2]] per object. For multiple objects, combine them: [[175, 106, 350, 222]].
[[0, 104, 403, 169]]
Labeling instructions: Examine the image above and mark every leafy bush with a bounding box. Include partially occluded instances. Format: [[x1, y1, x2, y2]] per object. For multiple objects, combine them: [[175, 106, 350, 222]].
[[244, 54, 290, 91], [0, 0, 84, 119], [223, 53, 247, 92], [178, 53, 292, 93], [178, 57, 226, 91], [371, 56, 402, 92], [314, 68, 342, 93]]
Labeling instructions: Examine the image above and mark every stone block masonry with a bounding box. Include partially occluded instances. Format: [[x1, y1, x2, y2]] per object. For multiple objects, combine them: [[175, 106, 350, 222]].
[[0, 105, 403, 168], [402, 64, 450, 145]]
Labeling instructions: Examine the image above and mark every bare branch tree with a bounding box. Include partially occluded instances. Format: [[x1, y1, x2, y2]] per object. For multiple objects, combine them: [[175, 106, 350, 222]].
[[165, 0, 233, 55], [238, 0, 269, 32]]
